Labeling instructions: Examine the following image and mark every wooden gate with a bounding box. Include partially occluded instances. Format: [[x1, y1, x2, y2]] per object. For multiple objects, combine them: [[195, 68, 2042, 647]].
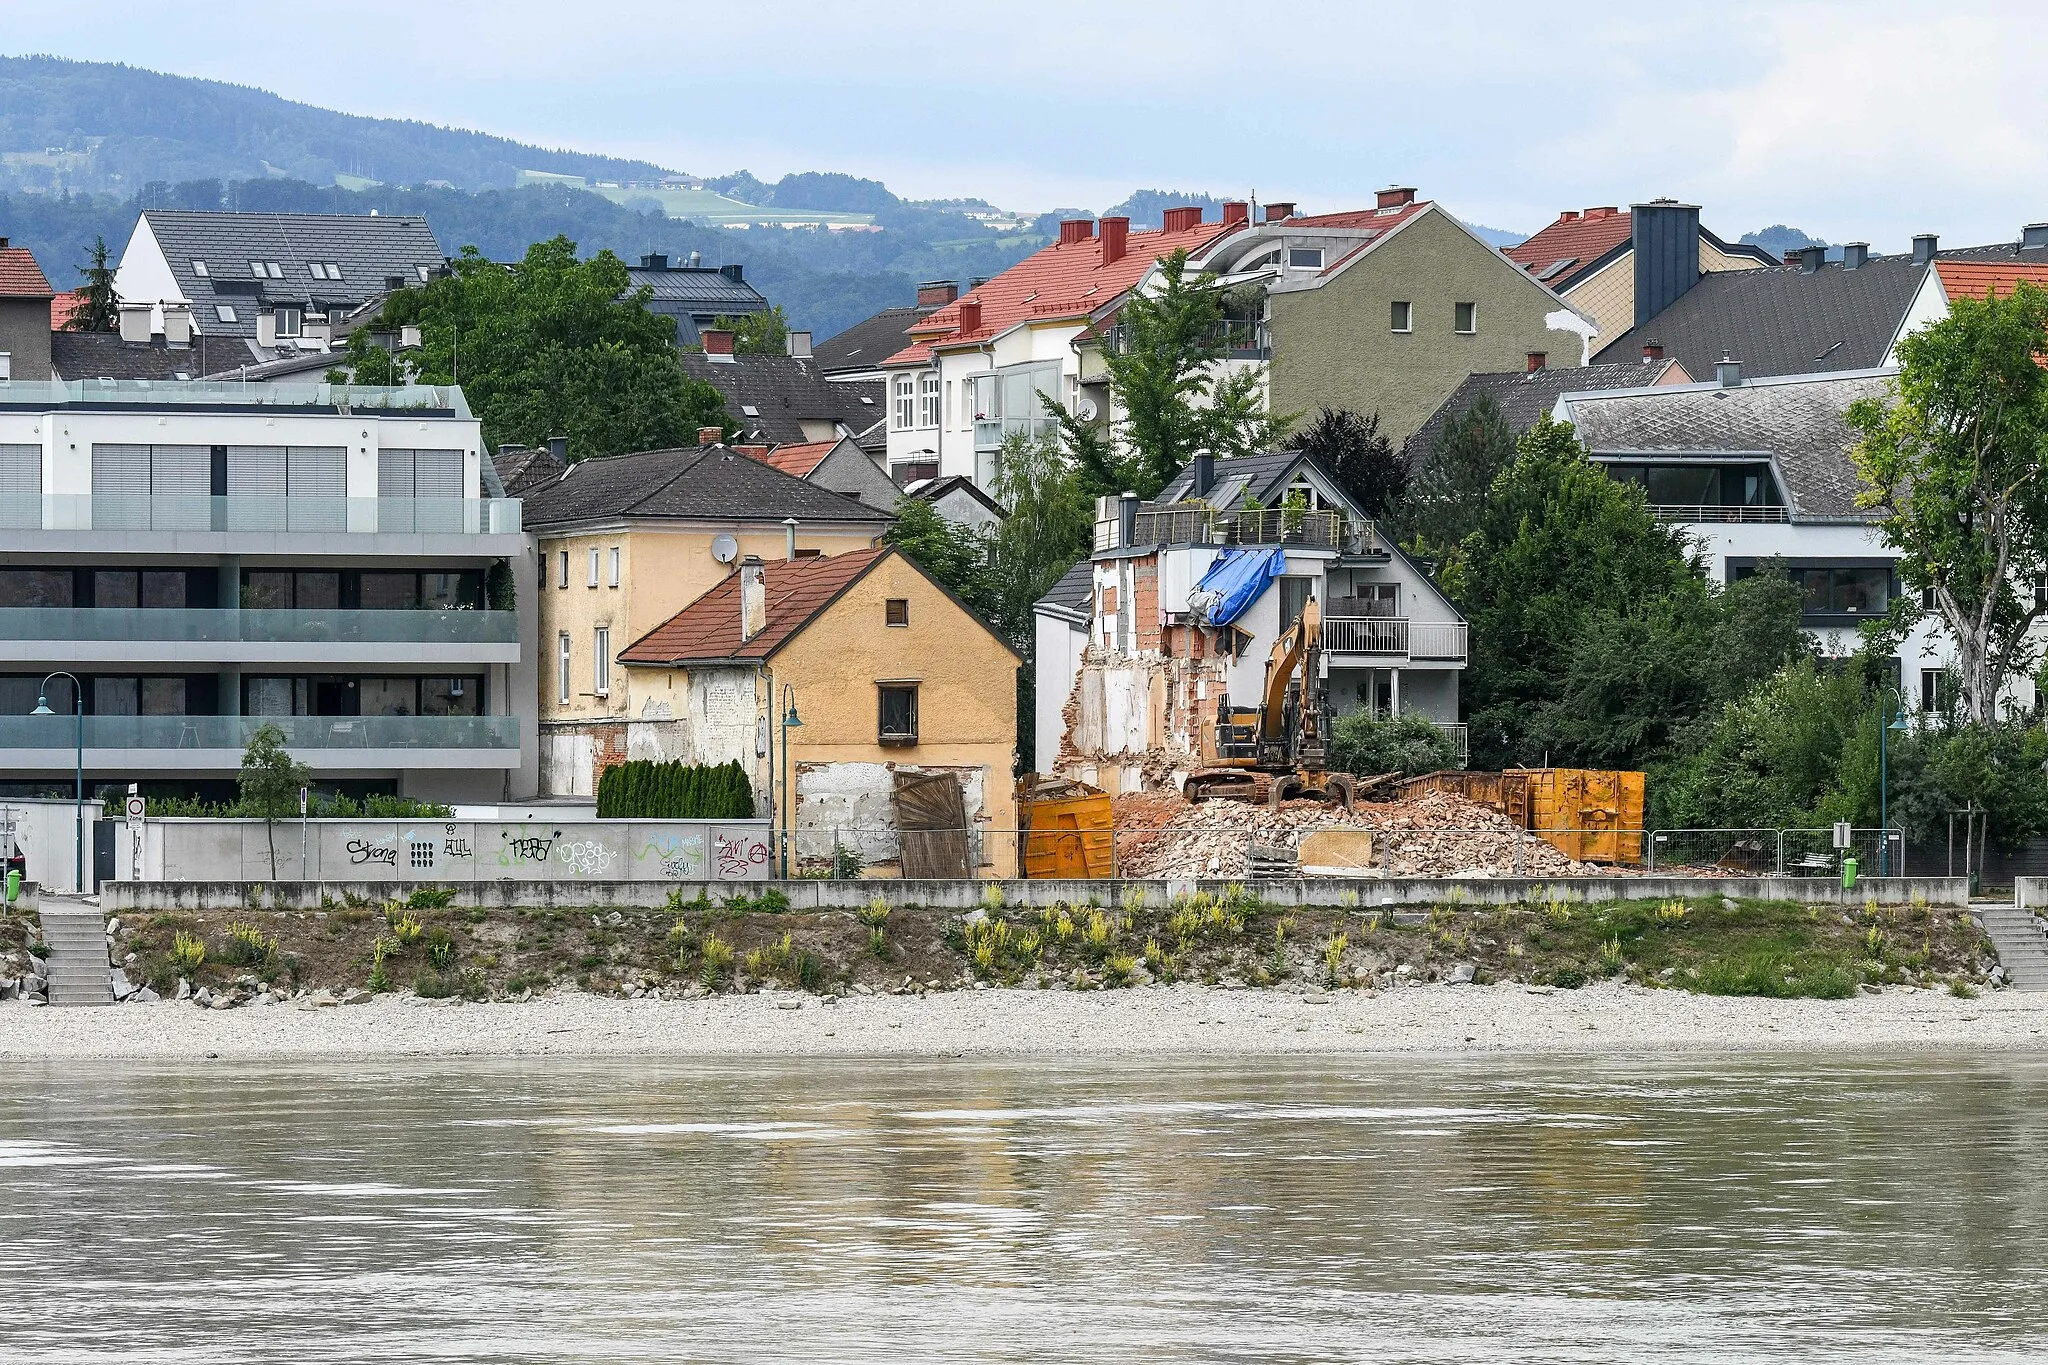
[[894, 771, 972, 879]]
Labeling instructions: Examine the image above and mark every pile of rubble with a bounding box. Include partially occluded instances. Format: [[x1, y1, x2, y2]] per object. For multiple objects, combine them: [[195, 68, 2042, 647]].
[[1114, 787, 1606, 880]]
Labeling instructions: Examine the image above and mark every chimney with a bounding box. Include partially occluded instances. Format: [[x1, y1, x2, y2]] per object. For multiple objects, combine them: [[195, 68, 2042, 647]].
[[702, 328, 735, 358], [2023, 224, 2048, 251], [1558, 210, 1580, 223], [640, 252, 668, 270], [783, 517, 799, 561], [1118, 492, 1140, 549], [1264, 202, 1295, 222], [118, 302, 152, 343], [1058, 218, 1096, 246], [1912, 233, 1939, 265], [1099, 215, 1129, 264], [161, 303, 192, 348], [1715, 352, 1743, 388], [0, 236, 7, 247], [1798, 245, 1826, 273], [1526, 351, 1547, 372], [957, 299, 982, 334], [733, 444, 772, 460], [968, 276, 990, 289], [687, 250, 702, 267], [1221, 200, 1250, 226], [738, 556, 767, 642], [786, 330, 812, 358], [1191, 452, 1215, 498], [1584, 206, 1619, 219], [1376, 187, 1418, 210], [719, 263, 745, 283], [1629, 199, 1702, 329], [1641, 340, 1665, 362], [697, 425, 723, 446], [1161, 206, 1203, 233], [915, 279, 959, 307], [548, 436, 568, 463], [1782, 250, 1803, 266], [1841, 242, 1869, 270], [400, 323, 423, 349]]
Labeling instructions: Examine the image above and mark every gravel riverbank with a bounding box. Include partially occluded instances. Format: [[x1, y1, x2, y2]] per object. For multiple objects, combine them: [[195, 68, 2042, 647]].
[[4, 981, 2046, 1060]]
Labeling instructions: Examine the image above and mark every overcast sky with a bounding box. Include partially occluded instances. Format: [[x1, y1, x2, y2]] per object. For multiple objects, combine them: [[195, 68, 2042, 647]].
[[6, 1, 2042, 247]]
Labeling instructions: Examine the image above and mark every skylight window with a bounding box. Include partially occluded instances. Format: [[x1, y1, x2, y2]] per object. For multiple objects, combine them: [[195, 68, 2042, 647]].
[[249, 261, 266, 277], [1535, 257, 1578, 282], [215, 304, 237, 323], [190, 259, 209, 277], [741, 404, 761, 417], [266, 262, 283, 279], [325, 263, 342, 280], [416, 265, 432, 281], [309, 263, 329, 279]]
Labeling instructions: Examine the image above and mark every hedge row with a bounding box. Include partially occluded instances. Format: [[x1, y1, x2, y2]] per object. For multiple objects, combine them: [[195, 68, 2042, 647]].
[[596, 759, 756, 819]]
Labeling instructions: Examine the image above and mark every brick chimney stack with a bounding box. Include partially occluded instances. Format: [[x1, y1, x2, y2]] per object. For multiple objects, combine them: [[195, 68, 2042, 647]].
[[1099, 216, 1129, 264]]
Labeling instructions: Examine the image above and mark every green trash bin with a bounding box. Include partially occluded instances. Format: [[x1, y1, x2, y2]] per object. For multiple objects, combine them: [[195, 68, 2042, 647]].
[[3, 869, 18, 903], [1842, 855, 1859, 890]]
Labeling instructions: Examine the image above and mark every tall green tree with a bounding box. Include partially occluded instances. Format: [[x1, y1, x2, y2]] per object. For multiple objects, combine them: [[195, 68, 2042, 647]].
[[1287, 407, 1408, 523], [335, 237, 729, 458], [989, 432, 1095, 770], [885, 495, 996, 619], [238, 723, 310, 881], [1848, 281, 2048, 723], [1405, 390, 1516, 556], [65, 235, 117, 332], [713, 304, 790, 355]]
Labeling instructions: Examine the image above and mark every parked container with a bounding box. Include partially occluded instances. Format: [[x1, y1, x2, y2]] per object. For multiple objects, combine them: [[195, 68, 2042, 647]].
[[1019, 779, 1116, 879]]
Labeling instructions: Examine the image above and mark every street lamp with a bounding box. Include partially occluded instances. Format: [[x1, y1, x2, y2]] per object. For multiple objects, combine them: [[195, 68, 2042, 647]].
[[779, 684, 802, 877], [1879, 686, 1910, 876], [31, 671, 83, 894]]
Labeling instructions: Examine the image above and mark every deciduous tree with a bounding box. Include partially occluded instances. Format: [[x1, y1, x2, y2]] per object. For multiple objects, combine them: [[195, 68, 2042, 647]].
[[238, 723, 310, 881]]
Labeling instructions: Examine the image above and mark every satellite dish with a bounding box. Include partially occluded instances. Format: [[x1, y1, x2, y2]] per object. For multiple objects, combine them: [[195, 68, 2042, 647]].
[[711, 533, 740, 564], [1075, 396, 1100, 422]]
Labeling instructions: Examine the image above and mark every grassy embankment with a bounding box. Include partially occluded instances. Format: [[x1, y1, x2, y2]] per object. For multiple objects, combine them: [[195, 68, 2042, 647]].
[[96, 886, 1997, 1003]]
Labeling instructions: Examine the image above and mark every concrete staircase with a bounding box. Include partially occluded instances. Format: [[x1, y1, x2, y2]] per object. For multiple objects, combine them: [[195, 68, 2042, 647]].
[[1973, 905, 2048, 992], [37, 899, 113, 1007]]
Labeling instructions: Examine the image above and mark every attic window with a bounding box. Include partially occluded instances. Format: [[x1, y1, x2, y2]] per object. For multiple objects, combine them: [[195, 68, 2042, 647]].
[[310, 263, 329, 280], [325, 263, 342, 280], [885, 598, 909, 627], [1288, 247, 1325, 270], [190, 259, 209, 277], [215, 304, 237, 323], [416, 265, 432, 282], [1390, 301, 1412, 333], [742, 404, 761, 417], [1455, 302, 1477, 334]]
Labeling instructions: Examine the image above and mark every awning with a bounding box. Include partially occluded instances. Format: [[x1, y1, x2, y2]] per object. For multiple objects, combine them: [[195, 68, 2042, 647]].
[[1191, 545, 1284, 627]]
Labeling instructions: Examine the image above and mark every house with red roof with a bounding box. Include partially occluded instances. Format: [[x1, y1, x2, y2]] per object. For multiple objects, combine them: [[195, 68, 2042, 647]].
[[1505, 199, 1774, 344], [0, 235, 55, 381], [618, 545, 1022, 876]]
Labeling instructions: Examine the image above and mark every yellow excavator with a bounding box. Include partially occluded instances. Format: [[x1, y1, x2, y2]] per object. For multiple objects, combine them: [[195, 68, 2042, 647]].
[[1184, 594, 1357, 810]]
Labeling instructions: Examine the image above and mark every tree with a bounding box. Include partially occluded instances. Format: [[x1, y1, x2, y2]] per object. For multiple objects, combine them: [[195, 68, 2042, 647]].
[[1288, 407, 1408, 523], [714, 304, 790, 355], [1848, 282, 2048, 723], [1329, 712, 1457, 777], [1405, 391, 1516, 556], [65, 235, 117, 332], [335, 237, 730, 458], [1095, 250, 1224, 495], [988, 431, 1096, 770], [885, 495, 996, 619], [238, 723, 310, 881]]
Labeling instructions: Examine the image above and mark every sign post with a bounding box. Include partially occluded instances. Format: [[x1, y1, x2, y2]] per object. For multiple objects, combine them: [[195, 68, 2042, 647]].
[[300, 786, 310, 880]]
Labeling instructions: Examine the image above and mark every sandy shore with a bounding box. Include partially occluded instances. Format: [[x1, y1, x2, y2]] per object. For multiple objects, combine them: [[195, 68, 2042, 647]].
[[3, 981, 2047, 1060]]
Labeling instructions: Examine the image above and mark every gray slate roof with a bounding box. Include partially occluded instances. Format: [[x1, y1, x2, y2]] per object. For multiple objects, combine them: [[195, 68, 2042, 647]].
[[1405, 360, 1682, 461], [1561, 370, 1894, 519], [136, 211, 444, 342], [1034, 559, 1096, 623], [50, 331, 204, 381], [678, 353, 885, 447], [1151, 449, 1315, 512], [625, 262, 766, 310], [814, 305, 933, 375], [518, 444, 894, 530], [492, 444, 567, 497]]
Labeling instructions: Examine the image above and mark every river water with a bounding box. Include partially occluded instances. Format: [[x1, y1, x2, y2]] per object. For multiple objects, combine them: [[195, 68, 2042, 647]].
[[1, 1053, 2044, 1362]]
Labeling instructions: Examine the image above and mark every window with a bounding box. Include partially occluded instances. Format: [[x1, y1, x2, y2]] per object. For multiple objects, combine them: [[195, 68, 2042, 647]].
[[420, 571, 482, 610], [878, 684, 918, 745], [274, 307, 302, 338], [2036, 571, 2047, 607], [266, 262, 283, 279], [587, 548, 600, 587], [215, 304, 237, 324], [557, 633, 571, 703], [359, 572, 417, 610], [607, 547, 620, 587], [885, 598, 909, 627], [593, 627, 611, 696], [1390, 301, 1412, 333], [918, 373, 941, 428], [894, 376, 915, 430], [1288, 247, 1325, 270], [359, 678, 416, 717], [416, 265, 432, 282], [558, 550, 570, 588], [0, 570, 73, 608], [309, 263, 328, 280], [141, 677, 185, 716], [1797, 567, 1892, 617], [421, 676, 479, 716], [1454, 302, 1477, 334], [325, 263, 342, 281], [0, 353, 9, 382], [1279, 576, 1314, 631], [249, 261, 266, 278], [1921, 668, 1950, 713], [190, 260, 209, 277]]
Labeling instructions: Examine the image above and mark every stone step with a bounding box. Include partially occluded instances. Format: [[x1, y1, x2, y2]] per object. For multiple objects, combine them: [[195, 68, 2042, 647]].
[[36, 907, 113, 1007], [1971, 908, 2048, 992]]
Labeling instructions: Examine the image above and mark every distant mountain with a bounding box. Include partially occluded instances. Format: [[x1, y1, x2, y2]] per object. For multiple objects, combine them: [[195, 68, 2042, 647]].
[[1742, 224, 1832, 260], [0, 55, 676, 193], [1466, 224, 1525, 249]]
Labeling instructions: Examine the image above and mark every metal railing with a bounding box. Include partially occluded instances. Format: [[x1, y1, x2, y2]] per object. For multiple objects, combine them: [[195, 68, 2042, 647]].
[[0, 606, 517, 645], [1106, 318, 1269, 357], [1117, 502, 1348, 551], [0, 496, 522, 535], [1646, 505, 1791, 524], [1321, 617, 1468, 663], [1648, 828, 1906, 876], [0, 713, 519, 752], [1434, 722, 1469, 768]]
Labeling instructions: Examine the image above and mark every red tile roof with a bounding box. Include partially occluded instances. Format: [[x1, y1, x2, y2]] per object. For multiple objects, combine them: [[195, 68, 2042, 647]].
[[619, 547, 892, 665], [49, 288, 87, 328], [884, 215, 1242, 366], [742, 439, 839, 479], [1506, 208, 1632, 283], [1285, 200, 1431, 232], [1934, 260, 2048, 302], [0, 247, 55, 300]]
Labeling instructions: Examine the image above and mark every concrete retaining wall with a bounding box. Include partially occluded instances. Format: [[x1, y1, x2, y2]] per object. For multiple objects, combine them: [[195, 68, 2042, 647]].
[[103, 874, 1969, 914]]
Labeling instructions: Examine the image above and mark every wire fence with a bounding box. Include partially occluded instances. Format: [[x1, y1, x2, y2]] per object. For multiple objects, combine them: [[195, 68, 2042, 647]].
[[764, 824, 1909, 881]]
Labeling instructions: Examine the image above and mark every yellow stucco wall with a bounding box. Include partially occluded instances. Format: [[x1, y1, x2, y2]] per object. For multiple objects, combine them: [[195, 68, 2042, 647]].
[[1267, 209, 1588, 445], [537, 525, 882, 725]]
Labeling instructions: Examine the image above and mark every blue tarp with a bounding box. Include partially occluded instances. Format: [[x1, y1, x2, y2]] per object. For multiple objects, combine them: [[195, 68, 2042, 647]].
[[1193, 546, 1284, 627]]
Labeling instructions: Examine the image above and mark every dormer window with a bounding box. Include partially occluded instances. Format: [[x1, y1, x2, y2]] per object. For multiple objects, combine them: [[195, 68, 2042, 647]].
[[416, 265, 432, 282], [274, 307, 302, 338], [1288, 247, 1325, 270]]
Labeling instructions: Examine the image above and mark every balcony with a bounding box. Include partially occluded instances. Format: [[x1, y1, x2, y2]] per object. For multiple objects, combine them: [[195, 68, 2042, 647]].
[[1647, 505, 1789, 524], [1322, 617, 1468, 664], [0, 713, 520, 771], [0, 607, 520, 665], [0, 496, 522, 545], [1114, 501, 1365, 552], [1106, 318, 1268, 359]]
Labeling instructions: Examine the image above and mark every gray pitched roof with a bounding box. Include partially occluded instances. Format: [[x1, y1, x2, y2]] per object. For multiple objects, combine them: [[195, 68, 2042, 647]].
[[50, 330, 204, 381], [1560, 370, 1893, 519], [814, 305, 932, 375], [1151, 449, 1316, 512], [678, 353, 885, 447], [136, 210, 443, 341], [1033, 558, 1095, 623], [518, 444, 894, 530], [624, 261, 766, 311], [492, 444, 566, 497], [1406, 360, 1683, 460]]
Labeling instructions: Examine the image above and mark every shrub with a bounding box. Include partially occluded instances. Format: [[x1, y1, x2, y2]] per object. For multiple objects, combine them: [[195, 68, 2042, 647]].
[[389, 912, 424, 948], [857, 897, 890, 929], [597, 759, 755, 819], [1329, 711, 1458, 777], [220, 921, 277, 967], [700, 934, 735, 988], [407, 887, 456, 910], [424, 927, 456, 969], [167, 931, 206, 975]]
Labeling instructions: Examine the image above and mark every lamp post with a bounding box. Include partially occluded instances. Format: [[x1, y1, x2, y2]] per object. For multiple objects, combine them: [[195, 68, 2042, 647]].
[[779, 684, 802, 877], [31, 671, 83, 894], [1879, 686, 1910, 876]]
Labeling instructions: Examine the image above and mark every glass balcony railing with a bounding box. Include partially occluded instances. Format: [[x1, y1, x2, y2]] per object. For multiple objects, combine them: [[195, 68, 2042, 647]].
[[0, 378, 471, 416], [0, 497, 521, 535], [0, 607, 518, 645], [0, 714, 519, 751]]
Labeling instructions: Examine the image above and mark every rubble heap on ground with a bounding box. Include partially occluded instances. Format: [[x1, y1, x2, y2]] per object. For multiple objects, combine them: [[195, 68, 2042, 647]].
[[1114, 788, 1608, 880]]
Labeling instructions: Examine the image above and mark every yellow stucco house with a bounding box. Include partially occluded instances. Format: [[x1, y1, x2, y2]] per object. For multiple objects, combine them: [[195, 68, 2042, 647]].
[[508, 437, 894, 796], [618, 545, 1021, 878]]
